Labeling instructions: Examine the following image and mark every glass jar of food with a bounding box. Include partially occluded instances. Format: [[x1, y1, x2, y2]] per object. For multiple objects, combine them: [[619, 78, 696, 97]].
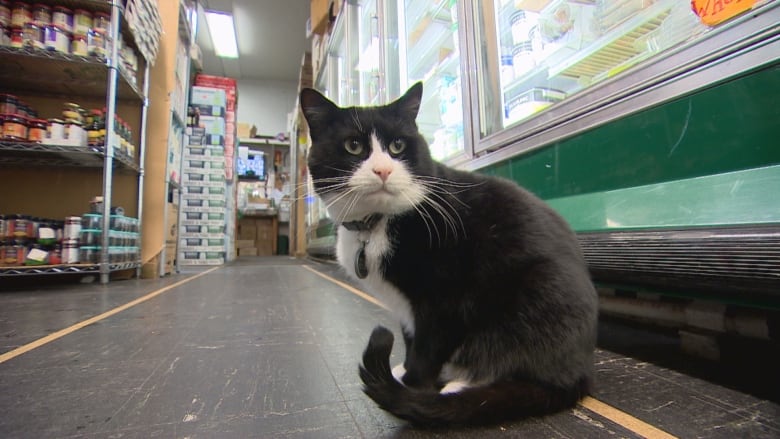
[[0, 1, 11, 28], [2, 113, 27, 140], [51, 5, 72, 33], [62, 102, 83, 122], [9, 24, 22, 47], [31, 3, 50, 27], [92, 12, 110, 33], [27, 118, 45, 142], [87, 28, 105, 57], [22, 21, 44, 49], [8, 214, 31, 245], [87, 109, 103, 147], [47, 118, 64, 143], [10, 1, 30, 28], [0, 93, 16, 113], [44, 24, 69, 53], [72, 9, 90, 36], [0, 24, 10, 46], [70, 32, 86, 56]]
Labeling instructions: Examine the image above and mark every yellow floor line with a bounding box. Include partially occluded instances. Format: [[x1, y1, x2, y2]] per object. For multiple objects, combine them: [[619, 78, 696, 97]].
[[0, 266, 221, 365], [581, 397, 678, 439], [304, 265, 679, 439], [302, 265, 387, 310]]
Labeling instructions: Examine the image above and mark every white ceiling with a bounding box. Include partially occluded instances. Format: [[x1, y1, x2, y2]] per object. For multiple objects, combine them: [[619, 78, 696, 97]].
[[197, 0, 311, 82]]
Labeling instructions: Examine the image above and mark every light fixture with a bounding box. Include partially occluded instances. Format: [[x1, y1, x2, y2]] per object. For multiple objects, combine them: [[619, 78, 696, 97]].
[[205, 10, 239, 58]]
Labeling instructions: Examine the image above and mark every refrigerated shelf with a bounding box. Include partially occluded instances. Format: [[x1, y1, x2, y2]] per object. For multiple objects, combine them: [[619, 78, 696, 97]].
[[550, 1, 673, 79]]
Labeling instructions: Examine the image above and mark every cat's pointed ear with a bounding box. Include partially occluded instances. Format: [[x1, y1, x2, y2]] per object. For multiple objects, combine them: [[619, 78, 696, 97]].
[[300, 88, 338, 130], [393, 82, 423, 120]]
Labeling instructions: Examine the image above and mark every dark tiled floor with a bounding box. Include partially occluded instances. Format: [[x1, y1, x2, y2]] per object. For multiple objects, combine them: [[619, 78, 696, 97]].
[[0, 256, 778, 438]]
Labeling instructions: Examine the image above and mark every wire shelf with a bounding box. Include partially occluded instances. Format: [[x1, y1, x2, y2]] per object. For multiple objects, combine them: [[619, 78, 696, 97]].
[[0, 46, 143, 101], [0, 141, 140, 173], [0, 261, 141, 277]]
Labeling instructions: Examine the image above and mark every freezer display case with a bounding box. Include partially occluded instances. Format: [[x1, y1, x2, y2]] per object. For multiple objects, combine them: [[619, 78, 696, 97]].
[[394, 0, 465, 162], [472, 0, 710, 139]]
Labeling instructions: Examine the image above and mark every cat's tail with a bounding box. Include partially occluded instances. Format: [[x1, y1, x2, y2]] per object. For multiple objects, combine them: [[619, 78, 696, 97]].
[[358, 326, 590, 427]]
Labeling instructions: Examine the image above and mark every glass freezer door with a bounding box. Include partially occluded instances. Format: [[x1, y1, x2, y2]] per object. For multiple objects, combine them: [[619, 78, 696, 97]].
[[472, 0, 710, 139], [396, 0, 465, 162], [315, 1, 363, 106]]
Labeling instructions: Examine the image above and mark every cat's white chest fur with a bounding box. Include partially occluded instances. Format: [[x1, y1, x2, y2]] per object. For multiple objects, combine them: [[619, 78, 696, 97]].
[[336, 219, 415, 334]]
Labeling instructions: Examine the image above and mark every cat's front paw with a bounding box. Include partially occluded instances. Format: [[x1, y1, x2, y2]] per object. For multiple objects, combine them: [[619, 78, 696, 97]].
[[391, 364, 406, 385]]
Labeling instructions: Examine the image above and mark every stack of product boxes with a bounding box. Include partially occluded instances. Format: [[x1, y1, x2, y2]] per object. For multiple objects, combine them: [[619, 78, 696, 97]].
[[179, 86, 228, 265], [193, 74, 239, 260]]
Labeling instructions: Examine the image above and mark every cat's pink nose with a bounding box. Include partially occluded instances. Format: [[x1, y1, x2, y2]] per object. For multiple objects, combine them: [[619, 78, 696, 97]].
[[373, 167, 392, 182]]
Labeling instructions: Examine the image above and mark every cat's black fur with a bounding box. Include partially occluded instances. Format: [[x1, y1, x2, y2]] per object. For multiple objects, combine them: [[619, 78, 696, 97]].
[[300, 82, 598, 427]]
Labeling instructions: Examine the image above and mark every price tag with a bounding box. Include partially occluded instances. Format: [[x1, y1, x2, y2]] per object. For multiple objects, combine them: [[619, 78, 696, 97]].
[[692, 0, 756, 26]]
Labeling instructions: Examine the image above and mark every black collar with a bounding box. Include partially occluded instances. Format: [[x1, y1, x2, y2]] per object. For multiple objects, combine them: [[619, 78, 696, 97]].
[[341, 214, 384, 232]]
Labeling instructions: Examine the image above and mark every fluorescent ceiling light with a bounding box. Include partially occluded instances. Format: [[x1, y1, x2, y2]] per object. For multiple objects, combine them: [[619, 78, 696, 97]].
[[205, 10, 239, 58]]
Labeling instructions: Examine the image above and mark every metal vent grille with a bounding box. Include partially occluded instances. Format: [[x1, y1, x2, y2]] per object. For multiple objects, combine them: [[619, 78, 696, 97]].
[[578, 226, 780, 296]]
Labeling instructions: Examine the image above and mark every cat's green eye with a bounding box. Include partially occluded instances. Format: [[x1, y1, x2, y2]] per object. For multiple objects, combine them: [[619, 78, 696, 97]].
[[389, 139, 407, 155], [344, 139, 364, 155]]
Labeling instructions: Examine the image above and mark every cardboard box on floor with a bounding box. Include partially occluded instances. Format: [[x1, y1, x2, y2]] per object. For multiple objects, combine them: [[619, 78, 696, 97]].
[[238, 217, 275, 256]]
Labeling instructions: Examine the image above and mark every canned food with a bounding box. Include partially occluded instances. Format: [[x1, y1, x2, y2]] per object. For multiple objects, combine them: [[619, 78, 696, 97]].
[[31, 2, 50, 27], [2, 113, 27, 140], [51, 6, 72, 33], [0, 1, 11, 27], [72, 8, 90, 36], [27, 118, 45, 142], [22, 21, 44, 49], [70, 33, 86, 55], [44, 24, 68, 53], [10, 1, 30, 28]]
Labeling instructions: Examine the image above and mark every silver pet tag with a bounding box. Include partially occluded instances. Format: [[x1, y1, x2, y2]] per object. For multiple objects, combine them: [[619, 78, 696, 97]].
[[355, 242, 368, 279]]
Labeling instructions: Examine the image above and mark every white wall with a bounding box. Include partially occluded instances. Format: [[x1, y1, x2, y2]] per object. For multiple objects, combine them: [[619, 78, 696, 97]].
[[237, 78, 298, 137]]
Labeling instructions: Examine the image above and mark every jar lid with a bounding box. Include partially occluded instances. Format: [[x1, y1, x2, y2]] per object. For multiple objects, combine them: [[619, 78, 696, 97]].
[[32, 3, 51, 9], [5, 114, 27, 122], [48, 117, 64, 123], [74, 9, 91, 15], [12, 2, 30, 7], [53, 5, 72, 12], [48, 23, 68, 31]]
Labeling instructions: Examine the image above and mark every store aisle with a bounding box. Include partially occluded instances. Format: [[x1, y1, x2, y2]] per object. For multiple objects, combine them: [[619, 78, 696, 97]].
[[0, 257, 778, 438]]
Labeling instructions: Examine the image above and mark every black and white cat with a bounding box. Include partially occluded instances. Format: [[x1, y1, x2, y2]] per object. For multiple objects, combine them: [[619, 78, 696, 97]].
[[300, 83, 598, 426]]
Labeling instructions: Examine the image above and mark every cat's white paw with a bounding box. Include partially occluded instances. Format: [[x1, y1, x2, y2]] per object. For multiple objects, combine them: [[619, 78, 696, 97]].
[[391, 364, 406, 385], [439, 379, 470, 395]]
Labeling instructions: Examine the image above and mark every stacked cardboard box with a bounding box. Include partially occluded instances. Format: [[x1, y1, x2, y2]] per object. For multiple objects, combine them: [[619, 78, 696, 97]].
[[179, 86, 228, 265], [237, 216, 276, 256]]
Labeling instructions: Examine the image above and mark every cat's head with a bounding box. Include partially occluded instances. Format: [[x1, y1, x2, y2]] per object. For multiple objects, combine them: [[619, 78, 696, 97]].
[[300, 83, 434, 222]]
